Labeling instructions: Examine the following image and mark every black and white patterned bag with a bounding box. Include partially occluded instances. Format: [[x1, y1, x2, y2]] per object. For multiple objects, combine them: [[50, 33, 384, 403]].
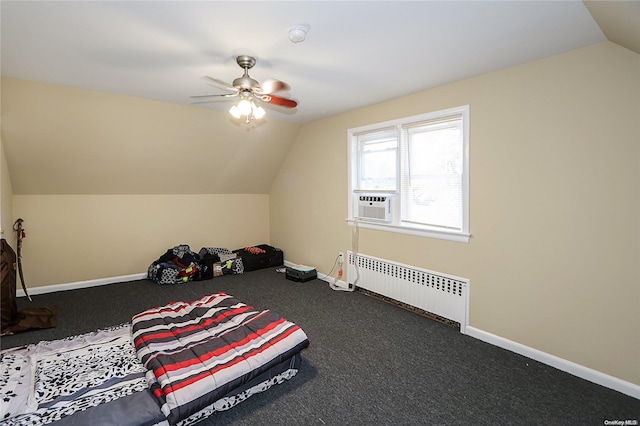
[[147, 245, 201, 285]]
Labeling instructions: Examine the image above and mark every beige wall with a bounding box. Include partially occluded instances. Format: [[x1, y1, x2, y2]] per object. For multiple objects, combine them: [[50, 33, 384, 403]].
[[1, 139, 14, 241], [1, 76, 14, 240], [1, 77, 301, 195], [2, 77, 300, 289], [270, 42, 640, 385], [13, 194, 270, 287]]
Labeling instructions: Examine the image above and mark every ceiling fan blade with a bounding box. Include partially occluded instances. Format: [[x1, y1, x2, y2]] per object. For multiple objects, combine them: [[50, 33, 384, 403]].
[[190, 93, 238, 99], [260, 94, 297, 108], [259, 79, 290, 94], [202, 76, 237, 92]]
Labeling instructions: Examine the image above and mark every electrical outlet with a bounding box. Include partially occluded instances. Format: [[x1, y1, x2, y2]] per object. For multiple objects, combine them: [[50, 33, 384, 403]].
[[338, 252, 344, 263]]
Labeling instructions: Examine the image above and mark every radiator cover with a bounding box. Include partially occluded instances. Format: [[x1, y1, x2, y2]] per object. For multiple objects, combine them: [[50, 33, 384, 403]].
[[347, 251, 469, 333]]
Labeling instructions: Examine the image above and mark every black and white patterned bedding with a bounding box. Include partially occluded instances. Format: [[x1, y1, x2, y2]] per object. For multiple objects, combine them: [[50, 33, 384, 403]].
[[0, 295, 308, 426], [0, 324, 153, 426]]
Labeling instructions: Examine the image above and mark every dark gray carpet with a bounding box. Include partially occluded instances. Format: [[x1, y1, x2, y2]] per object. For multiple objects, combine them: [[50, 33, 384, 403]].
[[2, 269, 639, 425]]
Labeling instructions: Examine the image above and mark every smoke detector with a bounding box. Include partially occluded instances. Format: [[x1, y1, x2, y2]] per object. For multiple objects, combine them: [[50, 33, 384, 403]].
[[288, 24, 310, 43]]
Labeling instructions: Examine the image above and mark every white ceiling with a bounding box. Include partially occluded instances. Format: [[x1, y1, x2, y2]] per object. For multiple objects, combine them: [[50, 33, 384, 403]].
[[0, 1, 612, 124]]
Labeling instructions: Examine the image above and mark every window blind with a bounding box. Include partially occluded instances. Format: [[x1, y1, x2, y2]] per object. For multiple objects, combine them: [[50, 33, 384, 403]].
[[400, 115, 464, 230], [355, 127, 398, 191]]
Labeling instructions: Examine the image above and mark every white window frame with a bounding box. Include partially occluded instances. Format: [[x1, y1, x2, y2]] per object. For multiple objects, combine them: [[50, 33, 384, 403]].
[[347, 105, 470, 243]]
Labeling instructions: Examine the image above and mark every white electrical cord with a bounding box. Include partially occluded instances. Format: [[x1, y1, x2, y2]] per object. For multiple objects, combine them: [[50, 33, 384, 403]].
[[318, 255, 340, 282], [350, 217, 360, 289], [328, 217, 360, 292]]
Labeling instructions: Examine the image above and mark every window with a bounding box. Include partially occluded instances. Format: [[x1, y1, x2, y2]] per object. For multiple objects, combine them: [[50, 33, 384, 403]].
[[348, 105, 470, 242], [355, 127, 397, 192]]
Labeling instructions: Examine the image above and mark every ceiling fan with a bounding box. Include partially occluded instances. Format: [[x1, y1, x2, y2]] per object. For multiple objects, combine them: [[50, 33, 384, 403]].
[[192, 55, 297, 122]]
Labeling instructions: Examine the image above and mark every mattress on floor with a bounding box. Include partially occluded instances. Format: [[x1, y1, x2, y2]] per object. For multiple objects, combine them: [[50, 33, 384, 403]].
[[1, 293, 309, 426], [131, 292, 309, 425]]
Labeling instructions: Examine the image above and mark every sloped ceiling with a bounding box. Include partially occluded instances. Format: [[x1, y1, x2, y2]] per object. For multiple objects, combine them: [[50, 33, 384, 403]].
[[1, 1, 637, 195], [1, 77, 302, 195], [583, 0, 640, 55]]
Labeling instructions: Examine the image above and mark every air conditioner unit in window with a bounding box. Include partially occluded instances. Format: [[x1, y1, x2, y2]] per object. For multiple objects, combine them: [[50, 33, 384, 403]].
[[355, 194, 392, 222]]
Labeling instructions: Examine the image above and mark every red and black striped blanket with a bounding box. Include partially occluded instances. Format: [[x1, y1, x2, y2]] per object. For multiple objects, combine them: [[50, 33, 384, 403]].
[[131, 293, 309, 425]]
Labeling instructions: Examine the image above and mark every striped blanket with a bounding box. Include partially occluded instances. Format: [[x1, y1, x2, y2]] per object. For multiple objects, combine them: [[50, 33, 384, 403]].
[[131, 293, 309, 425]]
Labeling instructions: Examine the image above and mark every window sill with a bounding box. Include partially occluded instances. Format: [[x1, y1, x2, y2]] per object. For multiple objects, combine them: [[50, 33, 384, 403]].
[[345, 218, 470, 243]]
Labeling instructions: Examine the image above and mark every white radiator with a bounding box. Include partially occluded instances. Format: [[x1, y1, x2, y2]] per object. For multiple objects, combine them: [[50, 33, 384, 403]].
[[347, 251, 469, 333]]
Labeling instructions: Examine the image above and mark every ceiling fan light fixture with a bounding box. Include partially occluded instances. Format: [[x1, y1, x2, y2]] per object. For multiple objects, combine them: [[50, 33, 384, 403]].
[[253, 104, 266, 120], [229, 99, 266, 122], [229, 105, 242, 119], [237, 99, 252, 116]]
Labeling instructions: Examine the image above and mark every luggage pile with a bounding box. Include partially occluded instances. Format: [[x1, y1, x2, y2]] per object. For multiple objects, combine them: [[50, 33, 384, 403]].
[[147, 245, 244, 285], [147, 244, 284, 285]]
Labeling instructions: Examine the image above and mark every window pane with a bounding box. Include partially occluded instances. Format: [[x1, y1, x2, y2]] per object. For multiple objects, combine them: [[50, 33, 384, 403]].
[[356, 128, 397, 191], [402, 120, 463, 230], [409, 126, 462, 175], [361, 150, 396, 190], [405, 176, 462, 229]]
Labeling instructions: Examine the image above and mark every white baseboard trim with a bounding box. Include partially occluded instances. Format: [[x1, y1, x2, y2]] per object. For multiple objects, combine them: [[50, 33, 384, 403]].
[[465, 326, 640, 400], [17, 273, 148, 298]]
